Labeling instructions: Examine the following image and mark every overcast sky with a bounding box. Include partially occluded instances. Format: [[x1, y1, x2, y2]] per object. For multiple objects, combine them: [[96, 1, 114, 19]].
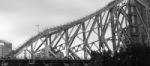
[[0, 0, 113, 49]]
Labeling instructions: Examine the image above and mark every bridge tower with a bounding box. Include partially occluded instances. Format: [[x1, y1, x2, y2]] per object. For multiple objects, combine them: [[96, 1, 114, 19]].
[[127, 0, 150, 46], [128, 0, 139, 45]]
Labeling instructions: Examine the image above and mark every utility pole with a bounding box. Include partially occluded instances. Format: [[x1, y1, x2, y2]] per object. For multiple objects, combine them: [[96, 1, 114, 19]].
[[36, 24, 40, 33]]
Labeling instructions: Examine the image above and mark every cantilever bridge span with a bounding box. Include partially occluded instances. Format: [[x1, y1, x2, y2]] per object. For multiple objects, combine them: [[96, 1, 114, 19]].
[[3, 0, 150, 66]]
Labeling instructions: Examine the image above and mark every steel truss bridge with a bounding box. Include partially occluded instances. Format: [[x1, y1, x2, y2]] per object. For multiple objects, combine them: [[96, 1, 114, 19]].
[[2, 0, 150, 66]]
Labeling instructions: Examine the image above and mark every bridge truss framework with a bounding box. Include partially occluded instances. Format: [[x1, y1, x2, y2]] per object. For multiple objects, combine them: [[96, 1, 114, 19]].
[[5, 0, 150, 63]]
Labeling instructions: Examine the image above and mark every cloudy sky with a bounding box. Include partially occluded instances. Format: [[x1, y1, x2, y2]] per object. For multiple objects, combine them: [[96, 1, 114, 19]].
[[0, 0, 112, 49]]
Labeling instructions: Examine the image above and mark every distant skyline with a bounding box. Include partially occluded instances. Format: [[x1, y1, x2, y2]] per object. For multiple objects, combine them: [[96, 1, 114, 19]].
[[0, 0, 113, 49]]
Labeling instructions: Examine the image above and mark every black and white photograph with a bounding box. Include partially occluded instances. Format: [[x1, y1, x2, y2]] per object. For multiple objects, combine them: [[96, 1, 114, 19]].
[[0, 0, 150, 66]]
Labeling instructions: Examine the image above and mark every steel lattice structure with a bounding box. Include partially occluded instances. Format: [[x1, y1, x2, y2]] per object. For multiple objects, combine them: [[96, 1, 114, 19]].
[[6, 0, 150, 60]]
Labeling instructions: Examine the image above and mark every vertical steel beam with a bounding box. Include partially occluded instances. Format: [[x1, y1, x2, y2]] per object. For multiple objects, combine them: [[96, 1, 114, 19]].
[[146, 10, 150, 45], [45, 37, 50, 59], [99, 15, 104, 52], [24, 49, 27, 59], [65, 30, 69, 58], [97, 15, 102, 52], [49, 35, 52, 50], [110, 8, 117, 52], [31, 43, 35, 59], [82, 23, 88, 59]]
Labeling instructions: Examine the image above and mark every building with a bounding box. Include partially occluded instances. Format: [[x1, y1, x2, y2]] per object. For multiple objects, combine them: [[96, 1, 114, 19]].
[[0, 40, 12, 58]]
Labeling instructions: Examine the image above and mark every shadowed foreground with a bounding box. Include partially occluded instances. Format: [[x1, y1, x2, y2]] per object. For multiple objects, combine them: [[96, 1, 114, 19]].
[[91, 44, 150, 66]]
